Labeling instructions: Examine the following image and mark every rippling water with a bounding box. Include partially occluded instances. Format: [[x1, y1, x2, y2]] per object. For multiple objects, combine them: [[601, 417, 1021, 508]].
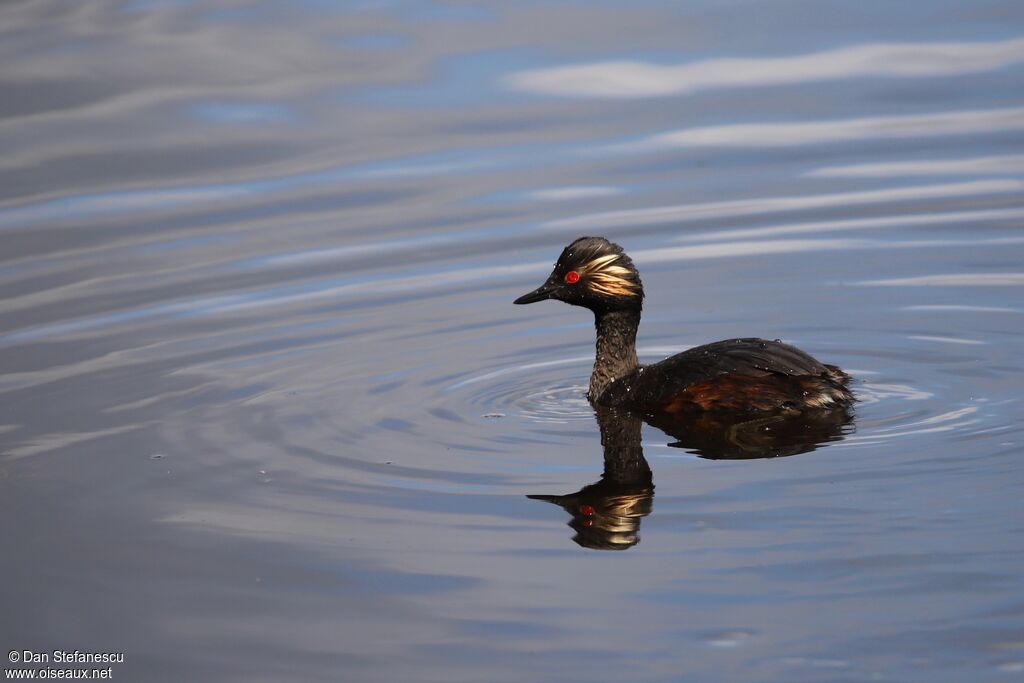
[[2, 1, 1024, 681]]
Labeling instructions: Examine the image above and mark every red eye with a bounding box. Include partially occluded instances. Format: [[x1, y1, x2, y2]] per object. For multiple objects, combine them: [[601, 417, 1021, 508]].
[[565, 271, 580, 284]]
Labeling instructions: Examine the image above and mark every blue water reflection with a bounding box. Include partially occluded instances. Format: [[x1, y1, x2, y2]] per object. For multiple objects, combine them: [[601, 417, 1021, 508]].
[[1, 1, 1023, 682]]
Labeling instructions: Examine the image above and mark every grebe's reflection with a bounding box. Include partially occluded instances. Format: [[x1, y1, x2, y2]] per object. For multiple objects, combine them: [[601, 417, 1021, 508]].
[[529, 406, 853, 550], [529, 409, 652, 550]]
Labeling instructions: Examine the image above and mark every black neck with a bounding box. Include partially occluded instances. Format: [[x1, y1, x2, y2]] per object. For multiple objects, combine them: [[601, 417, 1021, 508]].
[[590, 308, 641, 400], [596, 407, 650, 483]]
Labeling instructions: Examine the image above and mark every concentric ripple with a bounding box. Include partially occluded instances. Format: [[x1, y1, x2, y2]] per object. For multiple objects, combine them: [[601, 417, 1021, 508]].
[[445, 355, 596, 423]]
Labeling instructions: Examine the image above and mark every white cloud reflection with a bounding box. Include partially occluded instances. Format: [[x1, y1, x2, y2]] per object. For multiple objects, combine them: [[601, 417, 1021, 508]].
[[505, 37, 1024, 98], [525, 186, 623, 202], [907, 335, 986, 345], [614, 107, 1024, 151], [859, 273, 1024, 286], [903, 304, 1023, 314], [545, 180, 1024, 231], [672, 208, 1024, 244], [808, 154, 1024, 178]]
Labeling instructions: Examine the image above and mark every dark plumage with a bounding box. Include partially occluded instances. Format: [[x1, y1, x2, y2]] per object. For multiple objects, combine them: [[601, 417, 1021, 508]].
[[514, 236, 854, 414]]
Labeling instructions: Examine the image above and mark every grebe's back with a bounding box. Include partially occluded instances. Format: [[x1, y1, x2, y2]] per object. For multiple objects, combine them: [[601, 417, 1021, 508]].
[[599, 337, 853, 413]]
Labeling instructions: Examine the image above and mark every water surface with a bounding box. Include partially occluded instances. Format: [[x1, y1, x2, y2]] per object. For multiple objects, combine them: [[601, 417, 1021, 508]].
[[2, 1, 1023, 681]]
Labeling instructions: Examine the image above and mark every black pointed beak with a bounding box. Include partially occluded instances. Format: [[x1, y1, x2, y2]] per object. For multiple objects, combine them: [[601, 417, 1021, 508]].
[[526, 494, 566, 503], [514, 284, 555, 305]]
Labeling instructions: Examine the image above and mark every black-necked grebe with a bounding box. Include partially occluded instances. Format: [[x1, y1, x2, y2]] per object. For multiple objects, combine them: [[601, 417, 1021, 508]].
[[514, 236, 854, 414]]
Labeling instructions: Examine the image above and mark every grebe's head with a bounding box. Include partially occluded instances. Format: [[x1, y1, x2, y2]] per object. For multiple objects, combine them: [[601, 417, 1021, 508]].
[[514, 236, 643, 312]]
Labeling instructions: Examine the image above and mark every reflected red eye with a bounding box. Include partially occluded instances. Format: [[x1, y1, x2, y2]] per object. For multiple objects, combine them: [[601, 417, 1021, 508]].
[[565, 271, 580, 284]]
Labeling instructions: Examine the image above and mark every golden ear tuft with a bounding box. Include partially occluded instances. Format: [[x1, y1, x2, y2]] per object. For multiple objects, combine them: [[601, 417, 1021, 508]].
[[579, 254, 640, 297]]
